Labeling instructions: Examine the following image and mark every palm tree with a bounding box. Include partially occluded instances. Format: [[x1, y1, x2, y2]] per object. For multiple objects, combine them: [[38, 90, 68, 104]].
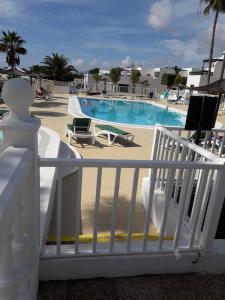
[[92, 73, 102, 91], [29, 65, 43, 74], [130, 69, 141, 93], [41, 53, 78, 81], [0, 30, 27, 68], [109, 67, 122, 93], [174, 65, 182, 75], [201, 0, 225, 84]]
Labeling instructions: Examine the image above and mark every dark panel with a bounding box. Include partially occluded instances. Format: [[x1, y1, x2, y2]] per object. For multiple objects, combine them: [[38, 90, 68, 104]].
[[185, 96, 204, 130], [185, 95, 219, 131]]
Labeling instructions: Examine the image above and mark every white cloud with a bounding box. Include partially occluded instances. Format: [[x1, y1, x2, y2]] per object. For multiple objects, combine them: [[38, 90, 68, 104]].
[[72, 58, 84, 68], [160, 15, 225, 67], [163, 39, 200, 64], [174, 0, 199, 18], [198, 21, 225, 58], [148, 0, 172, 31], [0, 0, 21, 18], [90, 59, 98, 67], [121, 56, 132, 67]]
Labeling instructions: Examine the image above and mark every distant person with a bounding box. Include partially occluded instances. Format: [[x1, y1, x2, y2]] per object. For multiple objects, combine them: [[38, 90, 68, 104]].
[[164, 89, 169, 99]]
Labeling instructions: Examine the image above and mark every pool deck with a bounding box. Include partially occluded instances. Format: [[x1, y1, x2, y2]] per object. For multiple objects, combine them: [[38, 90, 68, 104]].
[[1, 95, 225, 236]]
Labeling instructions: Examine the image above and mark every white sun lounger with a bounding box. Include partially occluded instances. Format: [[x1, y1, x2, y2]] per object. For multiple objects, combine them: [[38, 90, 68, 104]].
[[95, 124, 134, 145]]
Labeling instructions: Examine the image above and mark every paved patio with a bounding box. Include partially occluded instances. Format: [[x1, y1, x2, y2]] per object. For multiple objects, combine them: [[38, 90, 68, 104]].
[[38, 273, 225, 300], [31, 94, 155, 235]]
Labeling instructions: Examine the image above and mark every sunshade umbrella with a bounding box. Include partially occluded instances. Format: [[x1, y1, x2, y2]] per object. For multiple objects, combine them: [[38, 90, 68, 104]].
[[193, 79, 225, 94], [3, 67, 28, 77], [28, 71, 48, 85]]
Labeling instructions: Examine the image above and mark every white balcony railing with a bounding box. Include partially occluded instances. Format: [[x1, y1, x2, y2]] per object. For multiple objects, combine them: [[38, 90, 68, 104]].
[[164, 126, 225, 158], [147, 126, 225, 249], [39, 126, 225, 258]]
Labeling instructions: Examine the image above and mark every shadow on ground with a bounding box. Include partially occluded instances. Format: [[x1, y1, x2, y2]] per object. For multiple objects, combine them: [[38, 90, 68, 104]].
[[32, 101, 67, 108], [32, 111, 66, 117], [97, 135, 141, 147], [69, 136, 141, 149], [82, 195, 146, 234], [70, 138, 105, 149]]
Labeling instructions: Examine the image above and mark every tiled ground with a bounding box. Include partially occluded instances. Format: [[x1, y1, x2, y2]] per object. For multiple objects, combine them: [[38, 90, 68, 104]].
[[38, 273, 225, 300]]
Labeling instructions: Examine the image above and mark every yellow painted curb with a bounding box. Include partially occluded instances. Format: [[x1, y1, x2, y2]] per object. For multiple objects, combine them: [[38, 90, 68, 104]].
[[48, 232, 173, 244]]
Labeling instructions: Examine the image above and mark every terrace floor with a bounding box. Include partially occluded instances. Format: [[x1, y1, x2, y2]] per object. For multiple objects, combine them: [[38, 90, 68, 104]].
[[32, 94, 156, 236], [38, 273, 225, 300]]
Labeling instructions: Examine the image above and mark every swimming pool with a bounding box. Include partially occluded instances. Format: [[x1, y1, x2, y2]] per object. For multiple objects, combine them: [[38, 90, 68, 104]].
[[78, 97, 186, 127]]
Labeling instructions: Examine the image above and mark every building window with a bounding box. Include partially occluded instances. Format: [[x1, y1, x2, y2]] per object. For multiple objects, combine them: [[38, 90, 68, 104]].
[[118, 84, 129, 93]]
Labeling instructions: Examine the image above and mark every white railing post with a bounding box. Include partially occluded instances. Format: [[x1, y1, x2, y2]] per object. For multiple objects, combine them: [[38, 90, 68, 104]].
[[0, 78, 41, 298], [151, 126, 160, 161], [0, 217, 20, 300], [200, 162, 225, 250]]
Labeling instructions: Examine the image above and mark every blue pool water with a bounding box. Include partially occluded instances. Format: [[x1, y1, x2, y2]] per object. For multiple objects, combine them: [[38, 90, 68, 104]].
[[78, 97, 186, 127]]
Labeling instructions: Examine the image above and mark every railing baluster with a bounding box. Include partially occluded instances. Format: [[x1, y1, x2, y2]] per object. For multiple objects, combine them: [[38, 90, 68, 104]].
[[169, 139, 175, 161], [157, 134, 164, 187], [92, 167, 102, 253], [157, 134, 167, 188], [173, 141, 180, 162], [183, 167, 196, 221], [177, 150, 195, 216], [56, 176, 62, 256], [203, 131, 210, 149], [110, 168, 121, 253], [188, 169, 209, 249], [143, 168, 157, 251], [219, 134, 225, 157], [75, 167, 83, 254], [151, 128, 161, 161], [200, 167, 225, 250], [211, 132, 218, 153], [173, 169, 192, 249], [173, 146, 188, 203], [158, 168, 176, 250], [156, 131, 162, 161], [161, 137, 171, 188], [127, 168, 139, 252], [196, 170, 214, 238]]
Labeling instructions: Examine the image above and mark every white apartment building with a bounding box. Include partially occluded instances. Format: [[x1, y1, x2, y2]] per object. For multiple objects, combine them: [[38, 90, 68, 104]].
[[186, 52, 225, 88], [83, 66, 178, 97]]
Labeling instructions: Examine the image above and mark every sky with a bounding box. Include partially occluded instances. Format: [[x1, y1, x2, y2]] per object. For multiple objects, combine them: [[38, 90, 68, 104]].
[[1, 0, 225, 71]]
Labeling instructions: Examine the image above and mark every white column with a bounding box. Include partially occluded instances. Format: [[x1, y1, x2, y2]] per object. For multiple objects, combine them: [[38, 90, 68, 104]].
[[0, 78, 41, 299]]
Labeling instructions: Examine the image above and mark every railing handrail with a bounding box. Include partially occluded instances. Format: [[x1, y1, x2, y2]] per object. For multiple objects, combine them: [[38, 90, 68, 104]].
[[157, 126, 222, 162], [165, 126, 225, 133], [39, 157, 223, 169]]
